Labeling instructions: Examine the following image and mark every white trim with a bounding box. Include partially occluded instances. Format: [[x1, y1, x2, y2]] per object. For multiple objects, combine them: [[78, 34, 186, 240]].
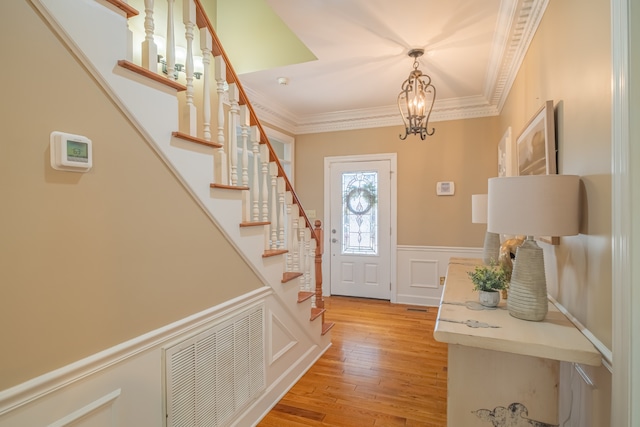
[[611, 0, 632, 425], [397, 245, 484, 254], [323, 153, 397, 301], [242, 0, 548, 136], [47, 389, 121, 427], [0, 287, 271, 416], [548, 295, 612, 370], [240, 342, 330, 426]]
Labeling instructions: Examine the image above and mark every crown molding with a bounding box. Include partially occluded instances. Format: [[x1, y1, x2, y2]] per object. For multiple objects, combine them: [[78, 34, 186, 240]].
[[244, 0, 547, 135]]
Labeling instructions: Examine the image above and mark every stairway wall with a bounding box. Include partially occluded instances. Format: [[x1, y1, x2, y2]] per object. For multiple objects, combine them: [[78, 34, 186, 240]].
[[0, 0, 264, 390], [0, 2, 329, 424]]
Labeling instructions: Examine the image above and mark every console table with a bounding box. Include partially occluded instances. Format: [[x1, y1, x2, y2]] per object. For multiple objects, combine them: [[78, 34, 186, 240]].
[[434, 258, 601, 426]]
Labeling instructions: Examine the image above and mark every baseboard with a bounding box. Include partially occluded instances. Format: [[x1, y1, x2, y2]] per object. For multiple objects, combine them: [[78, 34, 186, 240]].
[[234, 342, 332, 426]]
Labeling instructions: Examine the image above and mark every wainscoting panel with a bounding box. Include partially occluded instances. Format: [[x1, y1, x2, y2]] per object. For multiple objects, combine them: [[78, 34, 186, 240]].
[[48, 389, 121, 427], [0, 288, 329, 427], [268, 311, 298, 364], [396, 246, 482, 306]]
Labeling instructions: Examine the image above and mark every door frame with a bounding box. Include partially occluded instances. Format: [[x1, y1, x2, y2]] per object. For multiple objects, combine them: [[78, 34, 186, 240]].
[[323, 153, 397, 302]]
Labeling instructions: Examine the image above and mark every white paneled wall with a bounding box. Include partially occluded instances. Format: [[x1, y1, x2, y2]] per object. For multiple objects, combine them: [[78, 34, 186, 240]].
[[0, 289, 326, 427], [396, 246, 483, 306]]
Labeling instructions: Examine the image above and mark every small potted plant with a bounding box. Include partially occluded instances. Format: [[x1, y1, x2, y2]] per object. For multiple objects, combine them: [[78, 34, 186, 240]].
[[467, 262, 508, 307]]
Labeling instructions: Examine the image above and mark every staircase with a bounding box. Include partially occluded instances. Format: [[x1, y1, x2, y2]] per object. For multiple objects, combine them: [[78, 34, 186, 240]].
[[59, 0, 333, 336], [24, 0, 334, 418]]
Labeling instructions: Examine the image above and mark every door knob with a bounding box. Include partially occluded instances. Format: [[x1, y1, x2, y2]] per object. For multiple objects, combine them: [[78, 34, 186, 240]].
[[332, 238, 338, 243]]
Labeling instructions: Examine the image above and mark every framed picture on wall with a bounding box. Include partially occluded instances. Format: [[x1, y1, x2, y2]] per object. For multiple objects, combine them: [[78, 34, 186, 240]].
[[517, 100, 559, 244], [498, 127, 514, 177], [516, 100, 556, 176]]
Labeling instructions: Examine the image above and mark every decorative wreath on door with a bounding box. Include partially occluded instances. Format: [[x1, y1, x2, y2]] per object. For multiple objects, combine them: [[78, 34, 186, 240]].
[[344, 184, 377, 215]]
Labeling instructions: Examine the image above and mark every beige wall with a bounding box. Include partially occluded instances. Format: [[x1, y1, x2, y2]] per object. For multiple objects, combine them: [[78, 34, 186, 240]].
[[295, 0, 612, 422], [499, 0, 612, 349], [295, 118, 501, 247], [500, 2, 613, 421], [0, 1, 263, 389]]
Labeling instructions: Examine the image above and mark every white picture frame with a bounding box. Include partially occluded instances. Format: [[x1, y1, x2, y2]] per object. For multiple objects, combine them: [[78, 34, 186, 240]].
[[498, 127, 515, 177], [516, 100, 557, 176]]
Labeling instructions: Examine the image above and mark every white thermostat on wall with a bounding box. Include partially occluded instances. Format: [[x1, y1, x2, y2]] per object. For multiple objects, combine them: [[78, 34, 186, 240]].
[[50, 131, 93, 172], [436, 181, 455, 196]]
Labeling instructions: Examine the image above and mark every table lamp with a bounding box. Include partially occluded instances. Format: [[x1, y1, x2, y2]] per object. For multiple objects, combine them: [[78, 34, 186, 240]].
[[472, 194, 500, 264], [487, 175, 580, 321]]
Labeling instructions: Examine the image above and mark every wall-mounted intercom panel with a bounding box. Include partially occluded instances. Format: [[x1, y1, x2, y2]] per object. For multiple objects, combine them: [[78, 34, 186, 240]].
[[436, 181, 455, 196]]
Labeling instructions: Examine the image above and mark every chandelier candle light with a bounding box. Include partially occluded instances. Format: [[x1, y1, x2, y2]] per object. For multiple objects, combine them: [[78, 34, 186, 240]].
[[487, 175, 580, 321], [398, 49, 436, 140]]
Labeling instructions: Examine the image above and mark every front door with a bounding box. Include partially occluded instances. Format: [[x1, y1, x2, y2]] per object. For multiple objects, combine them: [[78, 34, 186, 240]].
[[329, 159, 391, 299]]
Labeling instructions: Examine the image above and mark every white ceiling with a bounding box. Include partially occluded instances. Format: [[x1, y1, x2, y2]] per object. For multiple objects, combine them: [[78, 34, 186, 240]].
[[237, 0, 548, 134]]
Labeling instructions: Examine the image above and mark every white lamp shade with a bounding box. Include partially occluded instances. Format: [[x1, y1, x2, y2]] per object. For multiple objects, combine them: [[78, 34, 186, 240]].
[[471, 194, 488, 224], [487, 175, 580, 237]]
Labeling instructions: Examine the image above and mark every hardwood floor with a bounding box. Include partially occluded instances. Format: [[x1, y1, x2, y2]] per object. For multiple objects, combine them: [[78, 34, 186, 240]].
[[258, 296, 448, 426]]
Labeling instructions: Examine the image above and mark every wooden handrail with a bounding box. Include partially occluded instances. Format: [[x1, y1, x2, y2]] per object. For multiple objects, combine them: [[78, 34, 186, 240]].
[[192, 0, 317, 241]]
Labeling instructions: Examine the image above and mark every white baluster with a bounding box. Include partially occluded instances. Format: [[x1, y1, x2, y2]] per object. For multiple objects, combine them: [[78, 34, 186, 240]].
[[124, 0, 134, 62], [277, 177, 286, 249], [141, 0, 157, 70], [298, 225, 306, 290], [303, 228, 312, 291], [309, 238, 317, 307], [285, 192, 294, 271], [166, 0, 176, 79], [200, 28, 212, 141], [291, 212, 300, 273], [239, 105, 250, 187], [269, 162, 278, 249], [250, 127, 260, 221], [228, 83, 239, 186], [214, 56, 227, 184], [182, 0, 196, 134], [260, 144, 269, 223]]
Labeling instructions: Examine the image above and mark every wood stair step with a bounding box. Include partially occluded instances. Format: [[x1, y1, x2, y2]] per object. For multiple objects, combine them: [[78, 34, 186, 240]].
[[210, 183, 250, 191], [262, 249, 288, 258], [172, 131, 222, 148], [321, 322, 335, 336], [240, 221, 270, 228], [105, 0, 138, 17], [297, 291, 314, 303], [310, 307, 325, 321], [282, 272, 303, 283], [117, 60, 186, 91]]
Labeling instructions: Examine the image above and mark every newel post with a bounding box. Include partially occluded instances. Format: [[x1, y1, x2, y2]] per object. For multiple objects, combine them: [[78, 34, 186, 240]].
[[314, 220, 324, 310]]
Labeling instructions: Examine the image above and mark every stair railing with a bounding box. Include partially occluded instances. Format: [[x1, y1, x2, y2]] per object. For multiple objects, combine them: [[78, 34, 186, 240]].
[[121, 0, 324, 310]]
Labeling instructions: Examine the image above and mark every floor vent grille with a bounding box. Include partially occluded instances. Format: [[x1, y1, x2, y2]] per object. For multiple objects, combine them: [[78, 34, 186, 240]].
[[164, 305, 264, 426]]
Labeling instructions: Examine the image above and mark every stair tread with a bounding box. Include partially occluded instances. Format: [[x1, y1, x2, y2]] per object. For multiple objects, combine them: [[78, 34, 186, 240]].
[[282, 272, 303, 283], [105, 0, 138, 17], [172, 131, 222, 148], [240, 221, 271, 227], [210, 183, 250, 191], [117, 60, 186, 91], [263, 249, 288, 258], [321, 322, 335, 336], [297, 291, 314, 303], [310, 307, 325, 321]]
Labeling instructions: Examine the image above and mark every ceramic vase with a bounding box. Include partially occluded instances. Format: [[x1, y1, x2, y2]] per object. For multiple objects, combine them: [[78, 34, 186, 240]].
[[478, 290, 501, 307]]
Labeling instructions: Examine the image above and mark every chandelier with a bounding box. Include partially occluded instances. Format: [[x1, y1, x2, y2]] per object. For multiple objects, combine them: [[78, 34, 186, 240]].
[[397, 49, 436, 140]]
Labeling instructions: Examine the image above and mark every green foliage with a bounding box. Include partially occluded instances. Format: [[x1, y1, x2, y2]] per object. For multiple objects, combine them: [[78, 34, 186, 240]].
[[467, 263, 508, 292]]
